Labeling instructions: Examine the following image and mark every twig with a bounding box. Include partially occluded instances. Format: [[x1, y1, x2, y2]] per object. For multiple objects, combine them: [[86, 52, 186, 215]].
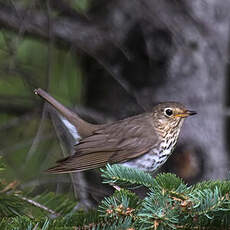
[[0, 2, 107, 55], [15, 194, 60, 217], [32, 223, 39, 230], [110, 183, 121, 191], [25, 103, 48, 163]]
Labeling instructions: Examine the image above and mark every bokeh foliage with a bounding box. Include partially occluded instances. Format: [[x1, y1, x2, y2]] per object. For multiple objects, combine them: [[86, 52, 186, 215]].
[[0, 0, 89, 192]]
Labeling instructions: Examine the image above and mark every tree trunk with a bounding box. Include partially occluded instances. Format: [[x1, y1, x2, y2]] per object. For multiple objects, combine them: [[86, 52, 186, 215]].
[[84, 0, 230, 180]]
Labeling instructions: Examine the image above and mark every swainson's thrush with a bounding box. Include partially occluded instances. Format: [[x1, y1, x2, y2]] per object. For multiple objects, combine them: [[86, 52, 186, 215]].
[[34, 88, 196, 173]]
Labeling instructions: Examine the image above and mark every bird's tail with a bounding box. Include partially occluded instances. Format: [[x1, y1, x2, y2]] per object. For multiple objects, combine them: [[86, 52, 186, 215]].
[[34, 88, 98, 137], [45, 156, 77, 174]]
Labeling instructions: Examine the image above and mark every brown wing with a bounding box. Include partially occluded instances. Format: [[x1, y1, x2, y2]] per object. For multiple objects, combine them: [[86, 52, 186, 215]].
[[46, 113, 159, 174]]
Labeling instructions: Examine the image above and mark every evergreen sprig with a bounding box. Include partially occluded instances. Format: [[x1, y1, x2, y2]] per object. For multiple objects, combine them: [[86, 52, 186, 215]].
[[0, 193, 28, 217], [99, 189, 140, 220], [100, 164, 230, 229], [1, 161, 230, 229], [101, 164, 156, 188]]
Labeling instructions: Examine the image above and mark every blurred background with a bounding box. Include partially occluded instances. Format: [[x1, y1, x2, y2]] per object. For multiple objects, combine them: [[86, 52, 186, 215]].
[[0, 0, 230, 208]]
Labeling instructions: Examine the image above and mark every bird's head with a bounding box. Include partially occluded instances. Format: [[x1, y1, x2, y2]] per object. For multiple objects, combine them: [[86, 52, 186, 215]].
[[152, 102, 196, 130]]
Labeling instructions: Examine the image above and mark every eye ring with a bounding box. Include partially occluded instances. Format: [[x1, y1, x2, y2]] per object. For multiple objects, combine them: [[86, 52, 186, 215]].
[[164, 108, 173, 117]]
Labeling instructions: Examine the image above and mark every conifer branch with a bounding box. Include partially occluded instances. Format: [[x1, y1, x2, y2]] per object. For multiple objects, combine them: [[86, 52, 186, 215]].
[[1, 159, 230, 229]]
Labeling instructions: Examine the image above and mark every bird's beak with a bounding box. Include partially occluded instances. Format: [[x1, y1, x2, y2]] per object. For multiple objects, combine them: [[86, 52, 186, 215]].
[[174, 110, 197, 118]]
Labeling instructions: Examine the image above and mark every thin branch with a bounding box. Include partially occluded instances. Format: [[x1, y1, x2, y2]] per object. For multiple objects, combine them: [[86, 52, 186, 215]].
[[15, 194, 60, 217], [45, 0, 85, 19], [32, 223, 39, 230], [0, 2, 108, 55], [0, 102, 33, 115], [0, 3, 147, 111], [25, 103, 48, 163], [0, 2, 146, 112]]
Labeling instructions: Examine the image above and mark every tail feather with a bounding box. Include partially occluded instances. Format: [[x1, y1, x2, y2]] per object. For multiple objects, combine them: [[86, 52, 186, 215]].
[[56, 156, 70, 164], [34, 88, 98, 137]]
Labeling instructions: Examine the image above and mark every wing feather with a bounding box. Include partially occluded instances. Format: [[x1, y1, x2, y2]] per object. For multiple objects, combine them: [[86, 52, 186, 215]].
[[46, 113, 159, 173]]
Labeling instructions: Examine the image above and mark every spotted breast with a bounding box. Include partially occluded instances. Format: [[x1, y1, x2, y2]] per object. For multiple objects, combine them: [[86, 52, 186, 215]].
[[122, 120, 182, 172]]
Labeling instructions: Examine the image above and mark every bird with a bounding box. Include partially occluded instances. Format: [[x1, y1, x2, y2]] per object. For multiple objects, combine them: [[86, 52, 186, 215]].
[[34, 88, 196, 174]]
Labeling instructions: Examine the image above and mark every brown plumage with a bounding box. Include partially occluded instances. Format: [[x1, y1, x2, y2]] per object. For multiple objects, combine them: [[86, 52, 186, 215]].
[[34, 88, 196, 174]]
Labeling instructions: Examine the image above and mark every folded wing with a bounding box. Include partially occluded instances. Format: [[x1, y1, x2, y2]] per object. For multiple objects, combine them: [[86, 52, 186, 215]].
[[46, 113, 159, 173]]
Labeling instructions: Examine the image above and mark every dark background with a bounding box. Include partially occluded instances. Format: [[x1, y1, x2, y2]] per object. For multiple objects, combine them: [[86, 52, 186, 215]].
[[0, 0, 229, 208]]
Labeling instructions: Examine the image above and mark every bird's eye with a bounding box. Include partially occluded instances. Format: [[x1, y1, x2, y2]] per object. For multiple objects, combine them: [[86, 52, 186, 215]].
[[164, 108, 173, 117]]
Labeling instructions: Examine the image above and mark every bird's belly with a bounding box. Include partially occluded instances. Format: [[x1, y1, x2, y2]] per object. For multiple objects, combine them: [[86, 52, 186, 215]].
[[121, 147, 172, 172]]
